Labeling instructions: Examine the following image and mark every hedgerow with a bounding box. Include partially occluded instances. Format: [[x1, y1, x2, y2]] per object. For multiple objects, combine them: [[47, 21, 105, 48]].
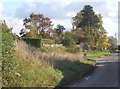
[[1, 24, 16, 86], [22, 37, 55, 47]]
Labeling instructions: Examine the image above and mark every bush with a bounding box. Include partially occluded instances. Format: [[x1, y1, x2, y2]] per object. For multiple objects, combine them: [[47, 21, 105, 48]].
[[22, 37, 55, 47]]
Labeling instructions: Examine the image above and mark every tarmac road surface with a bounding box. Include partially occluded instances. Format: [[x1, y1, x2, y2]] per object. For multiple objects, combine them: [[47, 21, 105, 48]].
[[68, 53, 119, 87]]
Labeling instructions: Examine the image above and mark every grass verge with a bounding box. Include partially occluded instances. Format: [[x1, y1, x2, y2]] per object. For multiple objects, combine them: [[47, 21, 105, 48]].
[[87, 50, 111, 57], [54, 59, 96, 86]]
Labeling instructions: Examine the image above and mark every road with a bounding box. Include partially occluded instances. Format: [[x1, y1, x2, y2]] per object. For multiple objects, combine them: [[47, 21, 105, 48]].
[[68, 53, 119, 87]]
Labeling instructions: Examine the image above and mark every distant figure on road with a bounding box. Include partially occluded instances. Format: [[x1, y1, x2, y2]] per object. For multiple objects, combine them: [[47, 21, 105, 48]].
[[83, 43, 89, 56]]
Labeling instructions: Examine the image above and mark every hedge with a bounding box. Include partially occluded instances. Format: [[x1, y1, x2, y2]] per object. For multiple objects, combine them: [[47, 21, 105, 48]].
[[1, 24, 15, 86], [22, 37, 55, 47]]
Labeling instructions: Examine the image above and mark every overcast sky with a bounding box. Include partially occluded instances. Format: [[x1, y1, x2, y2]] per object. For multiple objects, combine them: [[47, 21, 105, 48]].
[[0, 0, 119, 43]]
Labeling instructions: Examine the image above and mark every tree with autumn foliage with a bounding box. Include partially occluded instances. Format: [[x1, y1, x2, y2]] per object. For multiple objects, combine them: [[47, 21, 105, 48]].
[[20, 13, 54, 39], [97, 35, 111, 51], [72, 5, 107, 47]]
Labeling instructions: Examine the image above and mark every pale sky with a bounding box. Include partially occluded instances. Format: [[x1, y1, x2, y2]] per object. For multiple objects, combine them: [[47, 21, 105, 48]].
[[0, 0, 119, 43]]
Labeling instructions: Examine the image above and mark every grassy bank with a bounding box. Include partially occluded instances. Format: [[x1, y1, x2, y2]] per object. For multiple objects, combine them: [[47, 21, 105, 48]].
[[4, 40, 63, 87], [5, 55, 63, 87], [3, 40, 96, 87]]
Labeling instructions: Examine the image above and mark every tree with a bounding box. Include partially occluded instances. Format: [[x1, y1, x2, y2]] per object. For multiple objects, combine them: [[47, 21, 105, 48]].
[[72, 28, 85, 43], [62, 31, 77, 46], [20, 13, 53, 39], [54, 24, 66, 43], [97, 35, 111, 51], [72, 11, 84, 29], [108, 36, 118, 50], [72, 5, 107, 46]]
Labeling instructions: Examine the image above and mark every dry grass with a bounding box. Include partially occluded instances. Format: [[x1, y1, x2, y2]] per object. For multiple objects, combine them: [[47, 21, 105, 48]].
[[14, 40, 83, 65], [11, 40, 64, 87], [14, 40, 39, 60]]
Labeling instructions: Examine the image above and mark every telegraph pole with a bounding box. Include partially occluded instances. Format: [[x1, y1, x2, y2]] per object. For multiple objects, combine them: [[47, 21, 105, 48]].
[[115, 33, 117, 39], [114, 33, 118, 50]]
